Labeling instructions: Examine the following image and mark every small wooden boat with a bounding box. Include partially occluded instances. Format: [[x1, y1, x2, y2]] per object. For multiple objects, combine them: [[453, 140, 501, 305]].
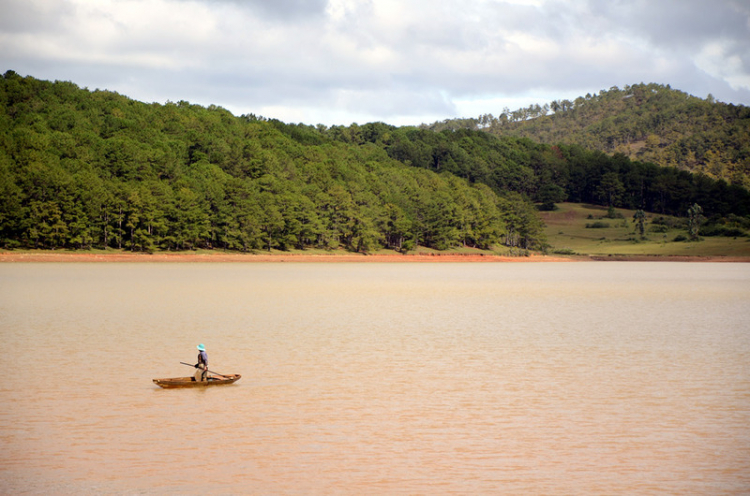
[[153, 374, 241, 388]]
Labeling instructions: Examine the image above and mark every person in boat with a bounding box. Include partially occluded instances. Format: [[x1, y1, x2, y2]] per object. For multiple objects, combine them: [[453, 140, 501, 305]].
[[194, 343, 208, 381]]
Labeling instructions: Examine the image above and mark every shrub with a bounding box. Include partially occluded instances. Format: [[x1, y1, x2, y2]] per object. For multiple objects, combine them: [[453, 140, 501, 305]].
[[585, 222, 610, 229], [701, 225, 747, 237], [605, 206, 624, 219], [553, 248, 576, 255], [653, 216, 685, 229], [724, 228, 747, 237]]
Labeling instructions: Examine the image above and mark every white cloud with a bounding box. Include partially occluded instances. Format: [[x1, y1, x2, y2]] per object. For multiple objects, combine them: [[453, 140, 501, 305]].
[[695, 40, 750, 92], [1, 0, 748, 125]]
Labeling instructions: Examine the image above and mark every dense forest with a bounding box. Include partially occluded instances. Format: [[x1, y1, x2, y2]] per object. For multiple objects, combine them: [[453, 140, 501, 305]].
[[1, 72, 749, 254], [0, 71, 541, 253], [423, 83, 750, 190], [322, 122, 750, 218]]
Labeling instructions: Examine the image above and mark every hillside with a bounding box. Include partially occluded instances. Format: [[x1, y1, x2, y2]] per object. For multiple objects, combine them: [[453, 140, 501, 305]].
[[323, 123, 750, 220], [1, 72, 749, 256], [0, 71, 542, 253], [423, 83, 750, 189]]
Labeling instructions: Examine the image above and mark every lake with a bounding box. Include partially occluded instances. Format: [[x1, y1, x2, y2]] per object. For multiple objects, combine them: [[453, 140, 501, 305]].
[[1, 262, 748, 494]]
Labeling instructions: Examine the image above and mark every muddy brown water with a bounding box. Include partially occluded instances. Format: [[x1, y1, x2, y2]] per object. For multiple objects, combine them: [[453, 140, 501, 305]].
[[1, 262, 748, 494]]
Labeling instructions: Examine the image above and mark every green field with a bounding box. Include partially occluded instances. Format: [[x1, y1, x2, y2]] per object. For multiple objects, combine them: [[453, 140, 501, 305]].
[[540, 203, 750, 258]]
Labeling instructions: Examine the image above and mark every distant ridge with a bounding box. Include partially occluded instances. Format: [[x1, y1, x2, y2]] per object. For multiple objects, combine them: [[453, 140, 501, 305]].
[[422, 83, 750, 189]]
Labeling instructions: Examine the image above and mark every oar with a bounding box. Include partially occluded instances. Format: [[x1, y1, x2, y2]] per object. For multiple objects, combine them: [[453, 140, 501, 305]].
[[180, 361, 230, 379]]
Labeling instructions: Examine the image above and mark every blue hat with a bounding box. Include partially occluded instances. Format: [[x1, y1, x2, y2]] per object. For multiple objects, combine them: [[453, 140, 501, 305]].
[[197, 344, 205, 351]]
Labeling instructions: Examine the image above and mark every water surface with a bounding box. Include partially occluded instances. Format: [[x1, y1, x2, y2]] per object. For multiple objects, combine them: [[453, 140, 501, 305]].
[[1, 262, 748, 494]]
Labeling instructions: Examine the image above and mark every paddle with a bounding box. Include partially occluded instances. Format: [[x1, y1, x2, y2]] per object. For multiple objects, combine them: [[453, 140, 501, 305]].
[[180, 361, 230, 379]]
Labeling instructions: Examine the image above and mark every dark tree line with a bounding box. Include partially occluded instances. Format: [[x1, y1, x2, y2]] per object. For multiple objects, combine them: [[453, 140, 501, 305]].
[[321, 122, 750, 218]]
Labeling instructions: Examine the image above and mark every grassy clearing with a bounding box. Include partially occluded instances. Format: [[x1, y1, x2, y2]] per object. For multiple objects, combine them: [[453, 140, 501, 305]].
[[540, 203, 750, 257]]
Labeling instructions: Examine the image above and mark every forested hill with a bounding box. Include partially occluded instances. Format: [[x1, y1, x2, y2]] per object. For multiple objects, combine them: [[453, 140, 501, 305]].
[[422, 83, 750, 189], [0, 71, 542, 253], [1, 72, 749, 254]]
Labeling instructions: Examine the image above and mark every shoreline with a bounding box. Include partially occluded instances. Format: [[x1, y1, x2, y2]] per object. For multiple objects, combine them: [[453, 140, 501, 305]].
[[0, 251, 569, 263], [1, 251, 748, 263]]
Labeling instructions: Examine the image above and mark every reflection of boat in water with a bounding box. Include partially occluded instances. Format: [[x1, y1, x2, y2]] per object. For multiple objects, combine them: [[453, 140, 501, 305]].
[[152, 374, 241, 388]]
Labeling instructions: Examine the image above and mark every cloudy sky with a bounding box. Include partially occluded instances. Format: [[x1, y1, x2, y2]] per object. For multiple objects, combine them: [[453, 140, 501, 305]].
[[2, 0, 749, 126]]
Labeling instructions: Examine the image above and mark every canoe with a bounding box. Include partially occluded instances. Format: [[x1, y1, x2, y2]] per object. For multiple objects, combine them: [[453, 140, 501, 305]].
[[152, 374, 241, 388]]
